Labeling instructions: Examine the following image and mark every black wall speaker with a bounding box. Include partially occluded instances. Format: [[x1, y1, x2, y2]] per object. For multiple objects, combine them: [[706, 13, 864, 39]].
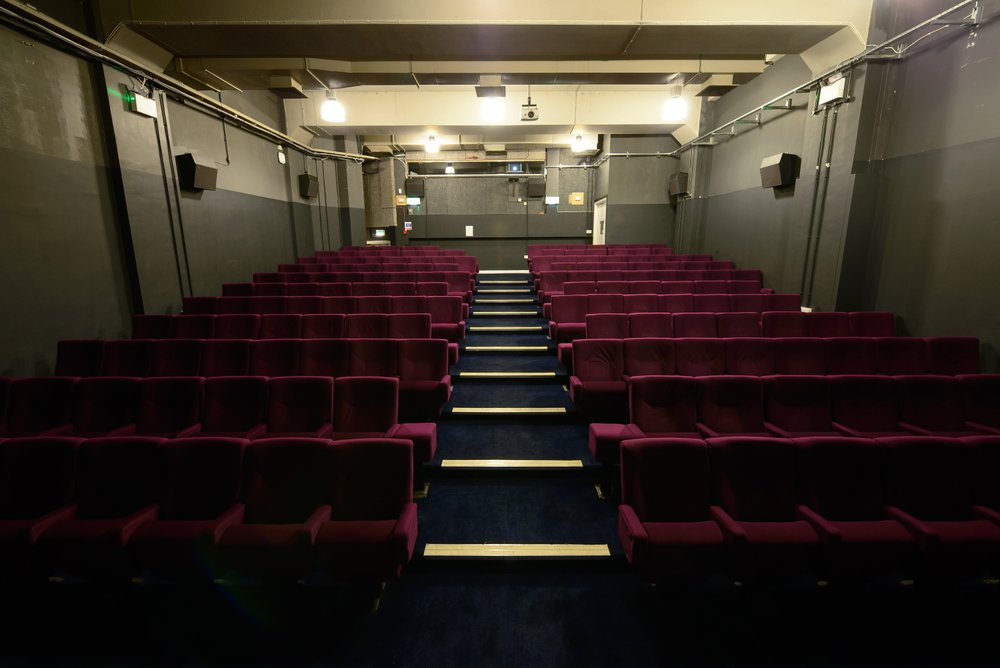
[[404, 178, 425, 198], [760, 153, 801, 188], [527, 178, 546, 198], [298, 174, 319, 198], [667, 171, 689, 198], [175, 153, 217, 191]]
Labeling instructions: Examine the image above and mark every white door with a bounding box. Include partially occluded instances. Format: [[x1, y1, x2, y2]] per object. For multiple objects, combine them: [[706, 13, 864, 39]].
[[592, 198, 607, 246]]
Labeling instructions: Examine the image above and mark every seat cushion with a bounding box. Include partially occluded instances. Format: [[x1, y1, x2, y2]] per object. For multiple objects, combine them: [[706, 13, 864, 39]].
[[733, 520, 820, 576], [640, 521, 726, 579]]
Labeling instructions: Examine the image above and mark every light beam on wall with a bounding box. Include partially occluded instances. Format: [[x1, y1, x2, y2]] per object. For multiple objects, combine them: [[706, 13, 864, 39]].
[[320, 90, 346, 122], [425, 136, 440, 154], [661, 85, 688, 122]]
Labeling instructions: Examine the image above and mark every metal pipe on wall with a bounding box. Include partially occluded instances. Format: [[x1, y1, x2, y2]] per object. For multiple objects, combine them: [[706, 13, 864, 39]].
[[804, 107, 841, 307]]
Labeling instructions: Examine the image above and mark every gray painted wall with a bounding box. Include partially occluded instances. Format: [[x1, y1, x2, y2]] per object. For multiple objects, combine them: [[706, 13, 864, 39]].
[[839, 0, 1000, 370], [406, 149, 592, 268], [0, 26, 133, 375], [605, 135, 678, 246], [0, 23, 361, 374]]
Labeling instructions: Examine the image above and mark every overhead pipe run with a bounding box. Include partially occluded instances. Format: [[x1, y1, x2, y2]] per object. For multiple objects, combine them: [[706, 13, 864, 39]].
[[0, 1, 374, 164], [671, 0, 983, 155]]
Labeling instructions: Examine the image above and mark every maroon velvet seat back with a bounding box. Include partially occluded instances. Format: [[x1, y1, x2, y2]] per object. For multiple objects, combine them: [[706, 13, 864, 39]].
[[202, 376, 268, 433], [725, 338, 775, 376], [156, 437, 246, 520], [201, 339, 250, 376], [0, 437, 81, 519], [266, 377, 333, 435], [697, 375, 765, 434], [795, 437, 885, 519], [878, 437, 975, 520], [629, 376, 698, 434], [72, 377, 140, 435], [763, 375, 833, 433], [74, 437, 163, 519], [573, 339, 624, 382], [151, 339, 203, 376], [136, 377, 204, 435], [250, 339, 300, 376], [621, 438, 711, 521], [709, 437, 798, 521], [620, 338, 674, 377], [5, 378, 78, 436], [241, 439, 333, 524], [830, 375, 900, 433], [333, 376, 399, 433], [102, 340, 153, 377]]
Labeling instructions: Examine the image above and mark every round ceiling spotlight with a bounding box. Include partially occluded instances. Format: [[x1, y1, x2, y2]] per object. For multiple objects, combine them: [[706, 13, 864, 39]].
[[661, 84, 688, 122], [320, 90, 346, 122]]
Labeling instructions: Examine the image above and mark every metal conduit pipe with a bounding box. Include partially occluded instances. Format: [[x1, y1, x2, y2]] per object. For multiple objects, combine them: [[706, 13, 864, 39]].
[[670, 0, 981, 155], [804, 107, 841, 307], [0, 1, 375, 163], [799, 108, 831, 299]]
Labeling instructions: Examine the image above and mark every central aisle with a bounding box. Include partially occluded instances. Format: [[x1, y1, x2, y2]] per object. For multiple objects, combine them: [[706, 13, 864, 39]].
[[416, 269, 619, 559]]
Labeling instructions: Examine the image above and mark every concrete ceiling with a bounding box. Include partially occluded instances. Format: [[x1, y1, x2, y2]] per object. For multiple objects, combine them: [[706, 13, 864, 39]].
[[99, 0, 875, 151]]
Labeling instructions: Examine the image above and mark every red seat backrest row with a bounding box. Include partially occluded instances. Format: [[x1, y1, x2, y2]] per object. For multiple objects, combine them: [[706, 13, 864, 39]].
[[619, 435, 1000, 581], [585, 373, 1000, 466], [0, 435, 417, 581], [49, 339, 450, 423]]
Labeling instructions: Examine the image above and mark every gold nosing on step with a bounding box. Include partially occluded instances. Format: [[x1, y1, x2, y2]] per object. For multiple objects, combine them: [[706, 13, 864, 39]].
[[480, 281, 529, 285], [424, 543, 610, 558], [471, 311, 539, 316], [475, 299, 536, 304], [478, 289, 532, 293], [465, 346, 550, 352], [459, 371, 557, 378], [441, 459, 583, 469], [451, 407, 567, 414], [469, 326, 545, 332]]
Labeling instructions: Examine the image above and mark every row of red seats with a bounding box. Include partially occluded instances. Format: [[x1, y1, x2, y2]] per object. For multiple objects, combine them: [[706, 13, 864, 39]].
[[526, 244, 676, 258], [582, 310, 893, 340], [533, 260, 735, 274], [548, 294, 802, 343], [53, 338, 451, 421], [181, 296, 466, 341], [537, 270, 762, 302], [226, 281, 452, 297], [279, 257, 478, 274], [562, 279, 764, 297], [130, 312, 459, 362], [318, 247, 454, 255], [253, 272, 474, 301], [588, 374, 1000, 465], [0, 375, 436, 470], [619, 435, 1000, 582], [558, 311, 896, 366], [568, 337, 980, 396], [0, 435, 417, 582]]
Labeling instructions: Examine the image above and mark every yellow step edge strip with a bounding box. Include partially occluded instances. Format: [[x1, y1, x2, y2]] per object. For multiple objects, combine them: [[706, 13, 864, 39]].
[[480, 281, 530, 284], [477, 289, 533, 293], [475, 299, 537, 304], [441, 459, 583, 468], [471, 311, 539, 316], [451, 407, 567, 414], [424, 543, 611, 558], [459, 371, 557, 378], [465, 345, 549, 352], [468, 326, 545, 332]]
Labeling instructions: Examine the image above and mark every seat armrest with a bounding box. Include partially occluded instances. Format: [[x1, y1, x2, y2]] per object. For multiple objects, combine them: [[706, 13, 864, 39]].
[[697, 422, 722, 439], [898, 421, 933, 436], [40, 424, 74, 437], [28, 504, 78, 543], [973, 505, 1000, 526], [966, 421, 1000, 435], [119, 505, 160, 545], [300, 505, 333, 545], [617, 504, 648, 565], [174, 423, 203, 438], [709, 505, 746, 544], [211, 503, 246, 543], [310, 424, 334, 438], [885, 505, 939, 546], [106, 424, 138, 437], [764, 421, 795, 438], [244, 423, 268, 440], [832, 421, 865, 438], [796, 505, 842, 544], [393, 502, 419, 561]]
